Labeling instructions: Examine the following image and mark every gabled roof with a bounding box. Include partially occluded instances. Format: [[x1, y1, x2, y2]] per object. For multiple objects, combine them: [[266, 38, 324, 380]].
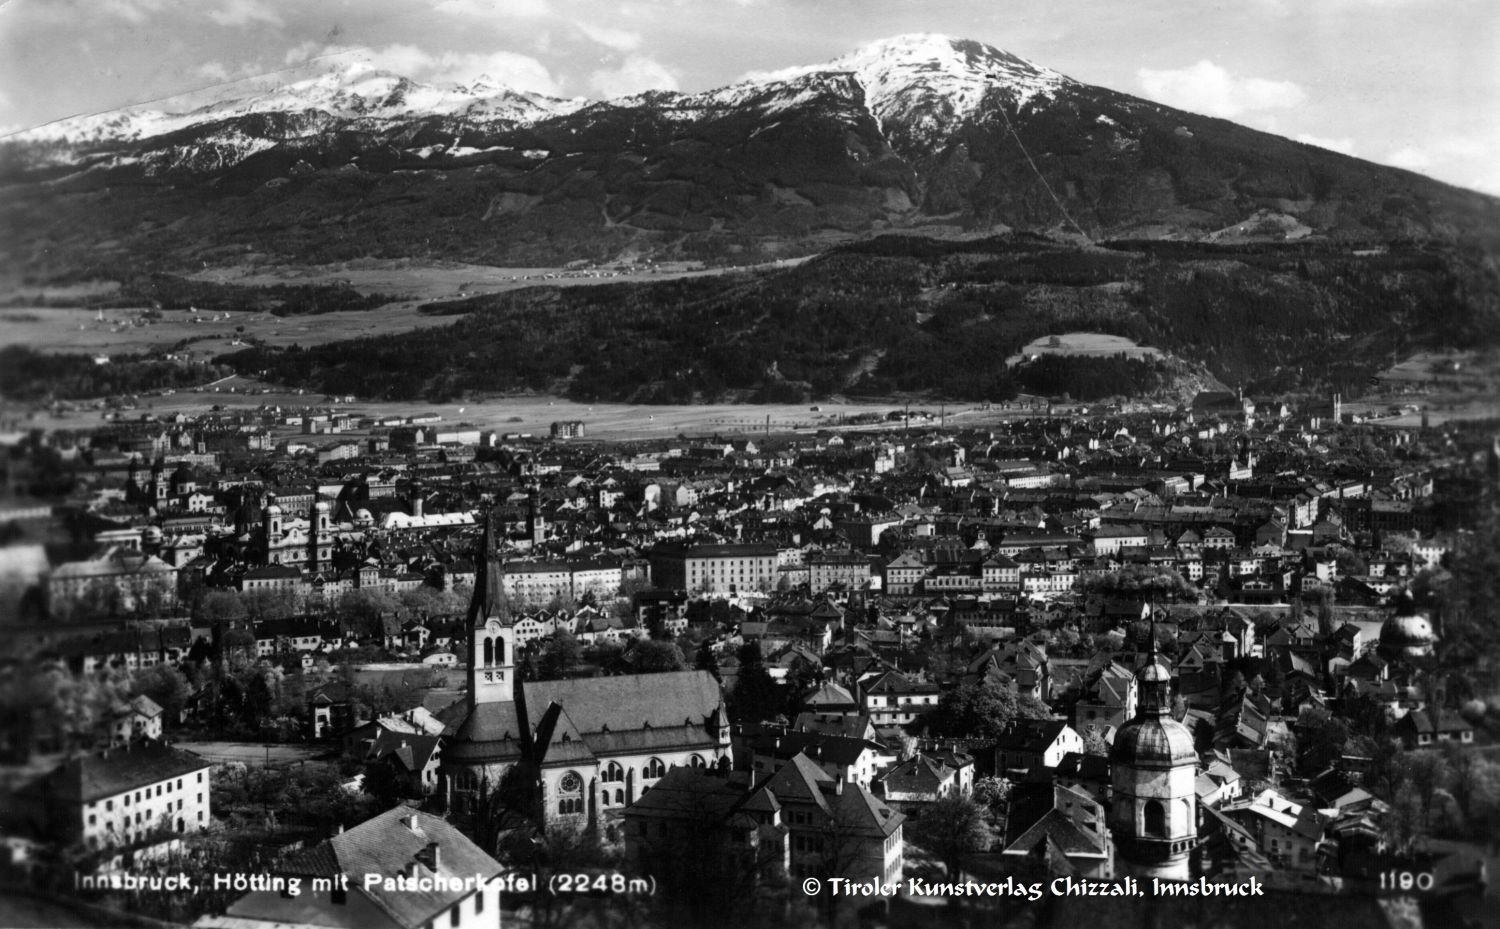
[[40, 741, 210, 804], [758, 752, 834, 816], [524, 669, 722, 736], [259, 808, 502, 929], [875, 754, 954, 794]]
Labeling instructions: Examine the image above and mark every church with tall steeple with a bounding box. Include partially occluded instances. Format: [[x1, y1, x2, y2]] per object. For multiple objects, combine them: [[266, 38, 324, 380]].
[[439, 511, 732, 832], [1108, 624, 1198, 881]]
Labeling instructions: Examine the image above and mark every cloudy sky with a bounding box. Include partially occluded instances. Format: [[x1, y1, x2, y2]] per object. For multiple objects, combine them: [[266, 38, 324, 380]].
[[2, 0, 1496, 194]]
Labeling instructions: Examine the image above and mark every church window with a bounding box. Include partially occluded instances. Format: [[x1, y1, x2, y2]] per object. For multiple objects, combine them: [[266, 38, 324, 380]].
[[689, 754, 706, 768], [645, 758, 666, 779], [1143, 800, 1166, 837], [603, 762, 624, 783], [483, 638, 493, 666], [558, 770, 584, 815]]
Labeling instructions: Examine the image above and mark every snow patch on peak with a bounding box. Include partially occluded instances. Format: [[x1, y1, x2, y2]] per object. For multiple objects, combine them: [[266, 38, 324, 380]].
[[16, 63, 584, 145], [729, 33, 1073, 149]]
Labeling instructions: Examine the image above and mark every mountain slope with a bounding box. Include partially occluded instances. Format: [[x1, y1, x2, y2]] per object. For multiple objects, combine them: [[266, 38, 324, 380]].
[[2, 34, 1497, 280]]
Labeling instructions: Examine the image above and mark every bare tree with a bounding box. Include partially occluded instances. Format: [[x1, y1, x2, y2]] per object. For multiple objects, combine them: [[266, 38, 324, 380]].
[[911, 795, 991, 880]]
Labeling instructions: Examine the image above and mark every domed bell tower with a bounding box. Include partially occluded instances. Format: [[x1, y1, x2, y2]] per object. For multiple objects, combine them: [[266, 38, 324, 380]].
[[1109, 622, 1198, 881]]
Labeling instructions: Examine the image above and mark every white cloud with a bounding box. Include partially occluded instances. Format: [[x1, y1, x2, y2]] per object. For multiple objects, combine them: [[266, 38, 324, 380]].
[[205, 0, 283, 27], [99, 0, 167, 23], [310, 43, 564, 96], [1385, 147, 1432, 170], [574, 22, 643, 52], [284, 41, 320, 66], [1295, 134, 1356, 156], [589, 55, 678, 98], [1383, 133, 1496, 182], [1137, 60, 1306, 118], [198, 62, 231, 83], [735, 64, 818, 86], [435, 0, 553, 19]]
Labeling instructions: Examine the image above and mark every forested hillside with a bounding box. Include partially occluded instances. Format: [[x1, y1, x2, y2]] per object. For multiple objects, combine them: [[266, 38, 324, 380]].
[[215, 234, 1498, 404]]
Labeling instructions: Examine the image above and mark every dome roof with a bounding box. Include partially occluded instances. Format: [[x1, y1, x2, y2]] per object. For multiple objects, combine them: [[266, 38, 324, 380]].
[[264, 504, 283, 516], [1379, 600, 1436, 659], [1139, 659, 1172, 683], [1110, 715, 1196, 767]]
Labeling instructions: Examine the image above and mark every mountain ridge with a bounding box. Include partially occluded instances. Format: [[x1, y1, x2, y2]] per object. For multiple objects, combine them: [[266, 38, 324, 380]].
[[2, 34, 1497, 281]]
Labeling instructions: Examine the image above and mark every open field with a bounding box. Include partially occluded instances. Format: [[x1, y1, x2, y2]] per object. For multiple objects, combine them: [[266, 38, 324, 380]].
[[0, 303, 460, 360], [172, 741, 329, 766], [184, 256, 805, 298], [0, 257, 813, 364], [77, 376, 1064, 439], [1005, 332, 1163, 366]]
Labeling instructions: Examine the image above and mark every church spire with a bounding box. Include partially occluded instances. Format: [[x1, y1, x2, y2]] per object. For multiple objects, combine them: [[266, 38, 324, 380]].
[[467, 508, 508, 628]]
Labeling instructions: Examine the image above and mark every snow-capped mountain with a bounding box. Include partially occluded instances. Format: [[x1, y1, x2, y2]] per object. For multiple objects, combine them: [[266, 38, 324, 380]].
[[18, 61, 587, 146], [3, 34, 1495, 275], [16, 34, 1076, 159], [696, 34, 1072, 148]]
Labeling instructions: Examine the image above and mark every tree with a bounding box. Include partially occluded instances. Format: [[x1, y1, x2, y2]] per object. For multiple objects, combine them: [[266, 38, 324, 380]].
[[972, 776, 1011, 822], [631, 640, 686, 674], [1297, 706, 1351, 775], [1403, 750, 1452, 827], [730, 641, 782, 725], [195, 588, 247, 624], [694, 642, 721, 681], [538, 630, 583, 679], [131, 663, 190, 727], [926, 680, 1050, 740], [911, 795, 991, 881], [242, 588, 298, 621], [337, 589, 398, 638]]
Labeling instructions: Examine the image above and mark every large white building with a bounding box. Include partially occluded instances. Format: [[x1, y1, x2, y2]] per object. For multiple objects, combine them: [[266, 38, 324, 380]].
[[647, 542, 779, 594], [47, 546, 178, 619], [26, 741, 212, 850]]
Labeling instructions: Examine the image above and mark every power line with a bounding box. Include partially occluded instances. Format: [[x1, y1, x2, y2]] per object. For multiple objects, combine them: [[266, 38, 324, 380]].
[[994, 99, 1090, 241]]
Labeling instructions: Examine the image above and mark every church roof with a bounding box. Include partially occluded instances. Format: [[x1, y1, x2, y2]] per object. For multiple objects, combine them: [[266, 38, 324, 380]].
[[532, 702, 597, 767], [525, 670, 722, 738], [440, 700, 526, 765]]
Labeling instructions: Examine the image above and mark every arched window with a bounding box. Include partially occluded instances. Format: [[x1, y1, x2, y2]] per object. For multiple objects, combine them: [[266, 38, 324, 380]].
[[558, 770, 584, 815], [645, 757, 666, 780], [494, 636, 505, 664], [483, 638, 493, 666], [1143, 800, 1166, 837], [615, 789, 624, 805], [603, 762, 624, 783], [689, 754, 706, 768]]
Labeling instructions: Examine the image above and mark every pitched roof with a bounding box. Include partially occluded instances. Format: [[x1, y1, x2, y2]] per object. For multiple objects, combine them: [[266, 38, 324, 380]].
[[524, 670, 722, 736], [42, 741, 211, 804], [249, 808, 503, 929]]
